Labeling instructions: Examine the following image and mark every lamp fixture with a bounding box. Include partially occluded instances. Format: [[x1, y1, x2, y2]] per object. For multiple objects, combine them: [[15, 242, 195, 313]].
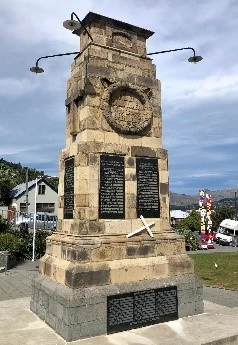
[[63, 12, 93, 41], [63, 19, 81, 31], [30, 66, 44, 74]]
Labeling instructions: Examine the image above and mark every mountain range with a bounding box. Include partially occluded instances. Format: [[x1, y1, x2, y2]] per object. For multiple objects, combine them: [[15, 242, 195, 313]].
[[170, 189, 238, 210]]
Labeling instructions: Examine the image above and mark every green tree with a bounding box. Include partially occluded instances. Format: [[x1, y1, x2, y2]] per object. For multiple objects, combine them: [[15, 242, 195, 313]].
[[211, 205, 235, 232], [0, 165, 15, 206], [175, 210, 201, 232]]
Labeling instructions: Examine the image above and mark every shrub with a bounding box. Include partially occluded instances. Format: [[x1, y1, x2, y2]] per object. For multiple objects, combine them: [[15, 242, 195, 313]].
[[176, 228, 201, 251], [0, 231, 48, 261], [0, 215, 11, 233], [0, 233, 23, 260]]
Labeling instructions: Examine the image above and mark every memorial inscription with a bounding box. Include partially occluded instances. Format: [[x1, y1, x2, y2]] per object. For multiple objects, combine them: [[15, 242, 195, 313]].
[[99, 155, 125, 219], [107, 286, 178, 333], [64, 157, 74, 219], [136, 158, 160, 218]]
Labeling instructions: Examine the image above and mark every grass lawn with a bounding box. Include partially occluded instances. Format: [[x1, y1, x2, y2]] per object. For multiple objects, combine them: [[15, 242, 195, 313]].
[[188, 252, 238, 291]]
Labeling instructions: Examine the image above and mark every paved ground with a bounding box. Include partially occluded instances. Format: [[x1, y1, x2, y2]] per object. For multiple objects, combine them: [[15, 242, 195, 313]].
[[0, 260, 38, 301], [1, 250, 238, 344]]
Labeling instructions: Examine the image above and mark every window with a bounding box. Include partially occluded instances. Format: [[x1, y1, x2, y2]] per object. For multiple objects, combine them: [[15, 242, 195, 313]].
[[38, 185, 46, 195], [36, 203, 55, 213], [20, 203, 27, 213]]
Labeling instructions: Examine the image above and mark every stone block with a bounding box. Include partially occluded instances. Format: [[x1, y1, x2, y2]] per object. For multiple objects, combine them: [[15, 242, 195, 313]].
[[79, 129, 104, 143], [75, 194, 89, 207], [125, 156, 135, 167], [125, 207, 137, 219], [89, 208, 98, 221], [141, 136, 160, 148], [69, 142, 78, 156], [160, 170, 169, 183], [125, 168, 136, 181], [88, 153, 99, 165], [80, 319, 107, 338], [131, 146, 156, 157], [126, 243, 155, 258], [52, 244, 62, 258], [91, 245, 125, 261], [119, 135, 142, 146], [88, 221, 105, 234], [76, 166, 90, 180], [126, 193, 136, 208], [104, 131, 120, 144], [104, 219, 131, 234], [167, 255, 194, 276], [88, 193, 98, 207], [77, 178, 88, 194], [160, 183, 169, 195], [65, 263, 110, 288]]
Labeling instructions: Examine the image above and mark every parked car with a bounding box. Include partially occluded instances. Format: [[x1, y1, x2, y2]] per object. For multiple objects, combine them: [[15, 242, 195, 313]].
[[215, 219, 238, 246]]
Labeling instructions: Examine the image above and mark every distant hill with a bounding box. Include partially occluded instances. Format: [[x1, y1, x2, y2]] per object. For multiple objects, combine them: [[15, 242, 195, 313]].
[[170, 189, 238, 210]]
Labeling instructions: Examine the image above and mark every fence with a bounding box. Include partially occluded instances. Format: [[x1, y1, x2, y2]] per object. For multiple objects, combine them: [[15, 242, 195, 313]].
[[1, 211, 57, 231]]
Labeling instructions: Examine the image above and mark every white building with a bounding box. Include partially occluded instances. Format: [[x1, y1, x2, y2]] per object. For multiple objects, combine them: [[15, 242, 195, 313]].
[[170, 210, 189, 225], [11, 178, 58, 214]]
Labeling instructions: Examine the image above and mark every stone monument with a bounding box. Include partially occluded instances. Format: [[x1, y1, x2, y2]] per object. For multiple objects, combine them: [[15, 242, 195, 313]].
[[31, 12, 203, 341]]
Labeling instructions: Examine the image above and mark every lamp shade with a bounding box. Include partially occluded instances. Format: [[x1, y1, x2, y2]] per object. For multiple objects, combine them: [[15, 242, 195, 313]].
[[30, 66, 44, 74], [63, 20, 81, 31], [188, 55, 203, 63]]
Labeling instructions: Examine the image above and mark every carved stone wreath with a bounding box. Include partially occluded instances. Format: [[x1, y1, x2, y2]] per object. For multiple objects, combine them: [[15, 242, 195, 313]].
[[101, 82, 153, 134]]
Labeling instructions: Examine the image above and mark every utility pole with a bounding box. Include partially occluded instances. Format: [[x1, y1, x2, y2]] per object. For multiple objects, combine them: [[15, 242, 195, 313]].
[[25, 169, 29, 216], [235, 191, 237, 221]]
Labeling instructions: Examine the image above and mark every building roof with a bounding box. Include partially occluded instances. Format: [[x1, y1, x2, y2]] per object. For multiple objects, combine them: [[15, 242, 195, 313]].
[[220, 219, 238, 230], [11, 177, 57, 199], [79, 12, 154, 39], [170, 210, 189, 219]]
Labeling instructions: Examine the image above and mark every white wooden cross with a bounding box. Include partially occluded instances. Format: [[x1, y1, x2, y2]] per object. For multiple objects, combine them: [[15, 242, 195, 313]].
[[127, 215, 155, 238]]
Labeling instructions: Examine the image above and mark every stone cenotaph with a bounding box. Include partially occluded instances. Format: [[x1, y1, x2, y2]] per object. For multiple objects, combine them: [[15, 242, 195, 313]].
[[31, 12, 203, 341]]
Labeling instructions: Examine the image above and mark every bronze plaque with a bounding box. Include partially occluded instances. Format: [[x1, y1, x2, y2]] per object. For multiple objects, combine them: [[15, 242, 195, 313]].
[[64, 157, 74, 219], [107, 286, 178, 333], [99, 155, 125, 219], [136, 157, 160, 218]]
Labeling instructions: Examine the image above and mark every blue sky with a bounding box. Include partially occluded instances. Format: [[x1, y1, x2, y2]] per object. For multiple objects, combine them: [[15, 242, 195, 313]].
[[0, 0, 238, 195]]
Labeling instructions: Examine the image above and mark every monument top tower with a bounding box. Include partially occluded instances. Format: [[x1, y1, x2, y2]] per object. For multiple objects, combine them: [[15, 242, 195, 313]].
[[74, 12, 154, 55]]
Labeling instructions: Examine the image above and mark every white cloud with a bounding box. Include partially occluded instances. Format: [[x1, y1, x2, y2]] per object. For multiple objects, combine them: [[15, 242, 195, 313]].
[[0, 77, 40, 97], [0, 0, 238, 194]]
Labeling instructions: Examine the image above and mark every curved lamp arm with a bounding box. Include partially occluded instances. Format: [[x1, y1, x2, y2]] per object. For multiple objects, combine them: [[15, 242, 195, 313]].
[[36, 51, 80, 68], [147, 47, 203, 63], [148, 47, 195, 56], [71, 12, 93, 42], [30, 51, 80, 73]]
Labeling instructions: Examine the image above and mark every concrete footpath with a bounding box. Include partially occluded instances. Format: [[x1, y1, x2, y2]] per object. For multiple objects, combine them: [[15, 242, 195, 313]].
[[1, 259, 238, 345]]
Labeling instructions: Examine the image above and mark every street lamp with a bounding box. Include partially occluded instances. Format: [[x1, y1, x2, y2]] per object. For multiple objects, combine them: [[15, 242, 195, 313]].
[[30, 51, 81, 74], [30, 12, 94, 74], [63, 12, 93, 42], [30, 12, 203, 73], [147, 47, 203, 64]]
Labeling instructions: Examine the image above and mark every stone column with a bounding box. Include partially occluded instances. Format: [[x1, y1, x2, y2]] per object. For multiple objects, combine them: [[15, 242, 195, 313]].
[[31, 12, 203, 341]]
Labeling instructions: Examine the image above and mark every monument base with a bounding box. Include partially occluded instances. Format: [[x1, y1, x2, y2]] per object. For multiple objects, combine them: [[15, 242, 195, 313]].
[[31, 273, 203, 341]]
